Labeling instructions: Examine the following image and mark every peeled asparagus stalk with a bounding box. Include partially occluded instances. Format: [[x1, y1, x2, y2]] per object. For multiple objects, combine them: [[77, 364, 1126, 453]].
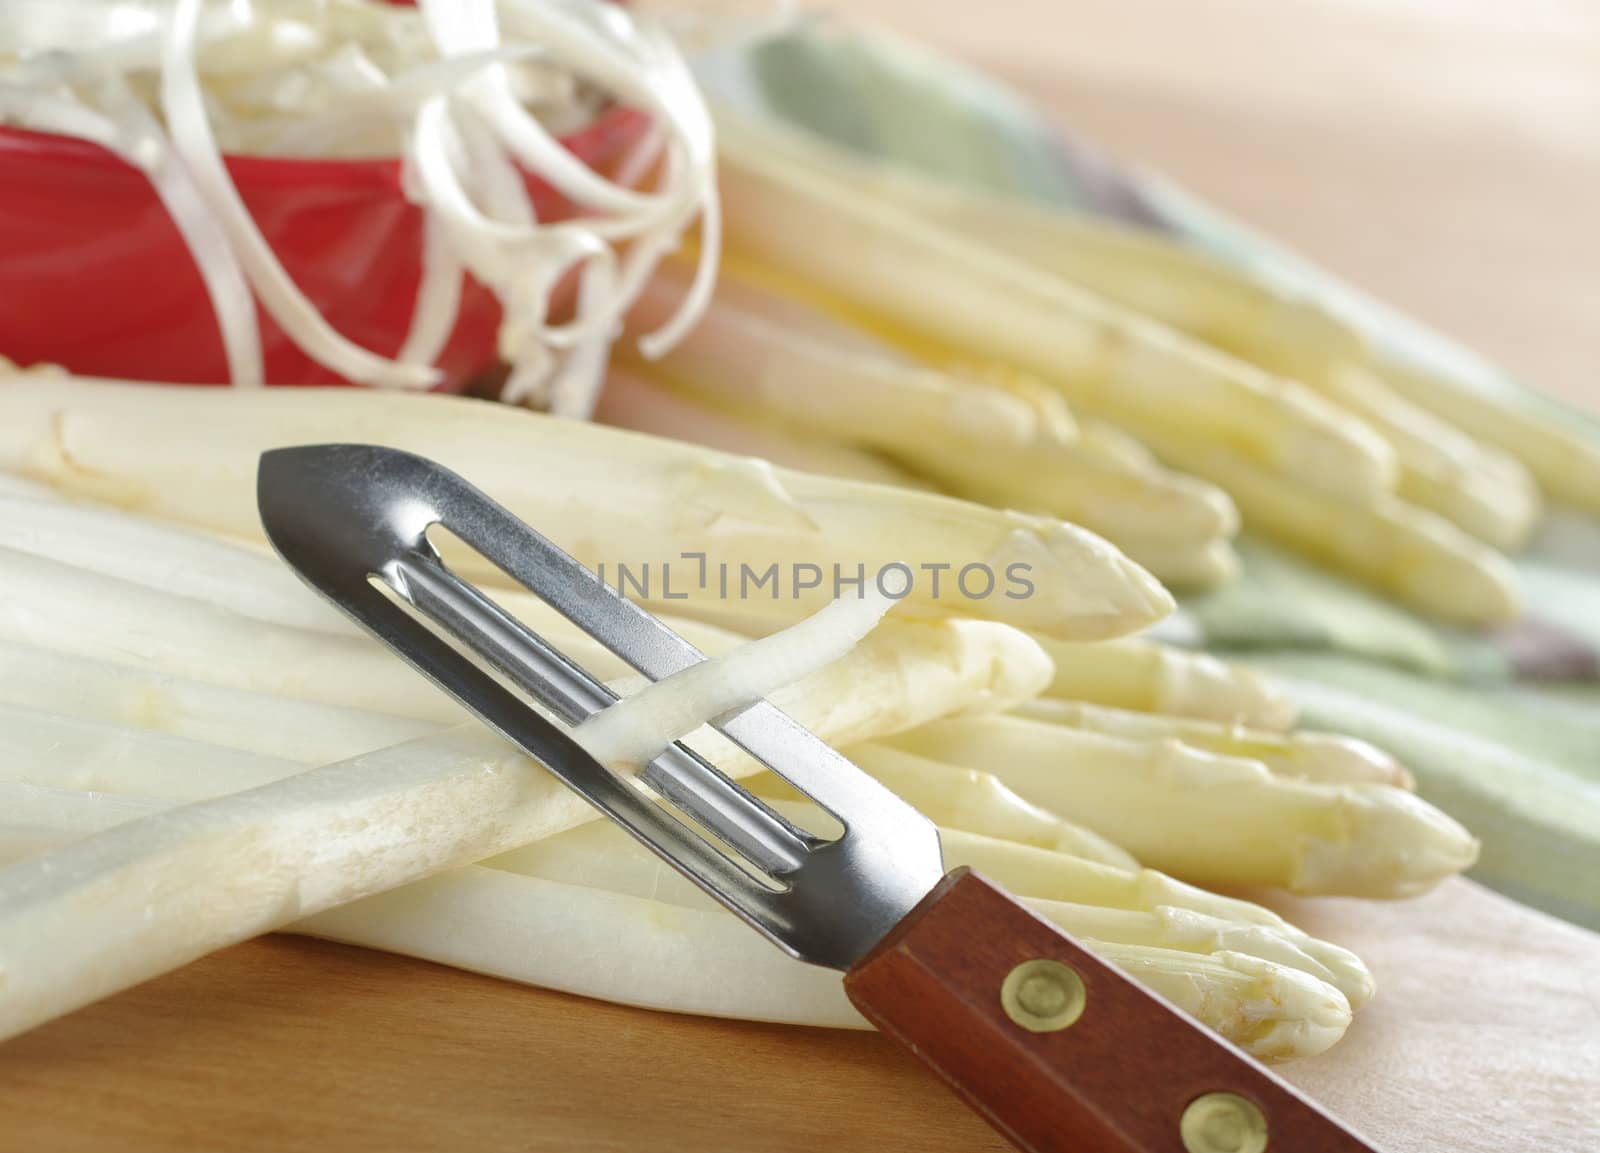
[[1027, 635, 1296, 730], [0, 493, 361, 635], [714, 117, 1396, 502], [887, 714, 1478, 897], [0, 704, 304, 800], [0, 725, 583, 1041], [0, 546, 474, 723], [0, 774, 1361, 1009], [0, 784, 1355, 1060], [0, 577, 958, 1040], [0, 377, 1172, 640], [0, 546, 1053, 743], [1012, 699, 1415, 788], [0, 640, 440, 763]]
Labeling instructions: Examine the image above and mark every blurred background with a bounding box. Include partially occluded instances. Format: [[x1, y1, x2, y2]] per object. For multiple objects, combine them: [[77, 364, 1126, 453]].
[[844, 0, 1600, 412]]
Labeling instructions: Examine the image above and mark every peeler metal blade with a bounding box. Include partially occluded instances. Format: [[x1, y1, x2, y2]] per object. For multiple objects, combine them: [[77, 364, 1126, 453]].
[[257, 443, 943, 972]]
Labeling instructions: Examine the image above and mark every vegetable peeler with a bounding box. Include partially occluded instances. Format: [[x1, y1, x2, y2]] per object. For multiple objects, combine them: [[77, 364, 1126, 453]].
[[258, 443, 1382, 1153]]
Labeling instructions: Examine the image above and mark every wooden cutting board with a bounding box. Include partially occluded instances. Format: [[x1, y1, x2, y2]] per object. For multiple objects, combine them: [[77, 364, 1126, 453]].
[[1, 879, 1595, 1152]]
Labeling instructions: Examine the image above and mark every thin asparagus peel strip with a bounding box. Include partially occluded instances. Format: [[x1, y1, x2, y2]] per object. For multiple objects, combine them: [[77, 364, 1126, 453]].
[[887, 714, 1478, 897], [0, 376, 1173, 640], [713, 116, 1397, 502], [573, 588, 895, 768], [1012, 700, 1415, 788]]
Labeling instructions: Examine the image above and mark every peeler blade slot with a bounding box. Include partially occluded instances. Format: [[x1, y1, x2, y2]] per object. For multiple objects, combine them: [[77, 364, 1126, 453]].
[[377, 556, 817, 880]]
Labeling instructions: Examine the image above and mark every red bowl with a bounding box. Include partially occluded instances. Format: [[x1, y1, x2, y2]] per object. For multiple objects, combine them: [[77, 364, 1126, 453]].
[[0, 106, 649, 389]]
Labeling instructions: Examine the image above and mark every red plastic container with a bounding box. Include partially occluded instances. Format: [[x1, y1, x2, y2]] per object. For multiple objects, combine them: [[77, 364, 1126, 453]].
[[0, 107, 649, 389]]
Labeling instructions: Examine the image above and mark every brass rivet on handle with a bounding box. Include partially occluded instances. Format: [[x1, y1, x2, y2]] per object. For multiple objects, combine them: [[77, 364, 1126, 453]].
[[1000, 959, 1085, 1033], [1180, 1092, 1269, 1153]]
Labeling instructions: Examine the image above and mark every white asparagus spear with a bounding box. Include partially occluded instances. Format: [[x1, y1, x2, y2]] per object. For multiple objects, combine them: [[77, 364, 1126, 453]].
[[0, 783, 1355, 1060], [1011, 700, 1414, 788], [488, 799, 1372, 1009], [714, 117, 1396, 501], [1129, 425, 1522, 626], [0, 548, 1052, 740], [1027, 635, 1296, 730], [0, 579, 935, 1040], [624, 261, 1239, 558], [603, 366, 1236, 589], [0, 640, 440, 763], [0, 493, 360, 635], [0, 487, 816, 666], [823, 743, 1137, 868], [1378, 356, 1600, 516], [623, 257, 1046, 458], [829, 152, 1544, 547], [0, 546, 472, 722], [0, 377, 1173, 640], [595, 366, 927, 487], [887, 715, 1478, 897], [0, 704, 300, 800], [748, 754, 1138, 871]]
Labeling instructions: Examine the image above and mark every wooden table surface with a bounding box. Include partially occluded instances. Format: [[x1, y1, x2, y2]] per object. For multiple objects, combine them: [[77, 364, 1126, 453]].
[[4, 2, 1599, 1151]]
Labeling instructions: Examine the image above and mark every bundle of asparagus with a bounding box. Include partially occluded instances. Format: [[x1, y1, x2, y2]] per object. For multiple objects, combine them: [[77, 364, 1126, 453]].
[[595, 111, 1588, 630], [0, 378, 1477, 1061]]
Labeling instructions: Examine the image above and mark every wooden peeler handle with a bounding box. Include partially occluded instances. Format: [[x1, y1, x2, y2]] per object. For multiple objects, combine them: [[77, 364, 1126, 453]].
[[843, 869, 1382, 1153]]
